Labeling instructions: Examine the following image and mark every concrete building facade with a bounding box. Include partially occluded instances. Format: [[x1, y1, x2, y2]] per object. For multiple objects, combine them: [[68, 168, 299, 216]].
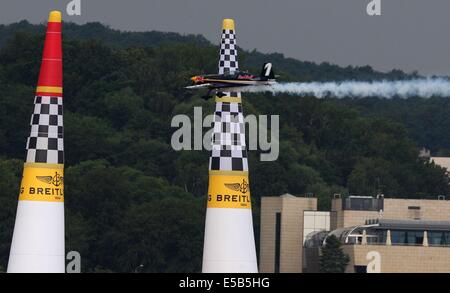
[[260, 194, 450, 273], [331, 196, 450, 230], [344, 245, 450, 273], [259, 194, 327, 273]]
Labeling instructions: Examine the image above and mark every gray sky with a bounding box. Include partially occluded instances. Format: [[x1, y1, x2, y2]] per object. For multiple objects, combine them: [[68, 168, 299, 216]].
[[1, 0, 450, 76]]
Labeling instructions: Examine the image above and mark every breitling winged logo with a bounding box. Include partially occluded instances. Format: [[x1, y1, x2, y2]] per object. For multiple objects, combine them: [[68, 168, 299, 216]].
[[224, 179, 249, 194], [36, 172, 64, 187]]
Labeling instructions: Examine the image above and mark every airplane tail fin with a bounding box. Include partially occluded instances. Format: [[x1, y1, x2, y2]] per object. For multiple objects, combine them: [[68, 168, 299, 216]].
[[260, 63, 275, 79]]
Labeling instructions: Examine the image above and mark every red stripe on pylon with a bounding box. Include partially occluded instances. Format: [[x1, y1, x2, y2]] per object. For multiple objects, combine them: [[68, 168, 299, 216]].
[[35, 92, 62, 97]]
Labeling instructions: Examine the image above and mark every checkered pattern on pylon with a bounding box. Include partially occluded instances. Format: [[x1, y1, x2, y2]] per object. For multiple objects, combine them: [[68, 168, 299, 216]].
[[209, 101, 248, 172], [218, 29, 239, 75], [218, 28, 241, 100], [26, 96, 64, 164]]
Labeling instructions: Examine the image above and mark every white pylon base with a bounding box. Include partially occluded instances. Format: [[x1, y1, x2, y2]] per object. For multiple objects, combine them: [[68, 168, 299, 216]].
[[7, 201, 65, 273], [202, 208, 258, 273]]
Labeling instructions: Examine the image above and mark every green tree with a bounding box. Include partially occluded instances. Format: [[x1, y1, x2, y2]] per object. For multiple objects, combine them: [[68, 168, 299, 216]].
[[319, 235, 350, 273], [0, 159, 22, 269], [1, 22, 450, 273]]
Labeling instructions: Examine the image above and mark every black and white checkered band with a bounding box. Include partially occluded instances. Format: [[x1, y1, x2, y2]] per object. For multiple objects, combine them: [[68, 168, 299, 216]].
[[218, 29, 238, 75], [26, 96, 64, 164], [209, 101, 248, 172]]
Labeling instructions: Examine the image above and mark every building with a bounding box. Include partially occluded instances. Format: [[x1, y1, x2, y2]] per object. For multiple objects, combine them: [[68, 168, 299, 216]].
[[259, 194, 329, 273], [328, 219, 450, 273], [431, 157, 450, 178], [419, 148, 450, 179], [259, 194, 450, 273]]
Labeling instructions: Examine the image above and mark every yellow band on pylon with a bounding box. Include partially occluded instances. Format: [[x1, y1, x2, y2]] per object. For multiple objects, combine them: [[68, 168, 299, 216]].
[[207, 172, 251, 209], [36, 86, 63, 94], [215, 96, 242, 103], [209, 170, 248, 176], [222, 19, 235, 30], [19, 163, 64, 202], [24, 162, 63, 169]]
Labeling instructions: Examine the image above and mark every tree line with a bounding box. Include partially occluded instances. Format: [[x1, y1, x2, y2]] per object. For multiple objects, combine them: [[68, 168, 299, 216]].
[[0, 23, 448, 272]]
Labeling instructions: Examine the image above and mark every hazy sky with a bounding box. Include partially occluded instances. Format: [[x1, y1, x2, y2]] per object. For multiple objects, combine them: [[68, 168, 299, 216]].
[[1, 0, 450, 76]]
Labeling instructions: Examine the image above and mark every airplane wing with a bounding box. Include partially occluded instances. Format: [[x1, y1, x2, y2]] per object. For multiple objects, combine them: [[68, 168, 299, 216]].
[[185, 84, 213, 90]]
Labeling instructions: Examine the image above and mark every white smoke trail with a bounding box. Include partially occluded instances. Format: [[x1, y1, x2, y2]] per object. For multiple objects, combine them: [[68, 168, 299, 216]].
[[239, 78, 450, 98]]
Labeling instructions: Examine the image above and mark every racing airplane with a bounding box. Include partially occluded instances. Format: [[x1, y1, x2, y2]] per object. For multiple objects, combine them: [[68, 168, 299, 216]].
[[186, 63, 277, 99]]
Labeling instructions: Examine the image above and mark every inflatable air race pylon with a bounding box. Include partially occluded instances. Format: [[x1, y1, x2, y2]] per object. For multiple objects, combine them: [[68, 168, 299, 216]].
[[202, 19, 258, 273], [7, 10, 65, 273]]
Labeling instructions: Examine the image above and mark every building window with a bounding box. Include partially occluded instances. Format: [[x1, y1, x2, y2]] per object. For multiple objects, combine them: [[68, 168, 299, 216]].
[[367, 230, 385, 245], [428, 231, 449, 246], [407, 231, 423, 245], [407, 206, 421, 220], [391, 230, 407, 245], [342, 197, 383, 211], [391, 230, 424, 245], [275, 212, 281, 273], [408, 206, 421, 210]]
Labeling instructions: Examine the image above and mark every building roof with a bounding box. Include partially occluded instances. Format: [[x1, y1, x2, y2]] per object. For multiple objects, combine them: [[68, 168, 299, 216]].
[[280, 193, 296, 198], [373, 219, 450, 231]]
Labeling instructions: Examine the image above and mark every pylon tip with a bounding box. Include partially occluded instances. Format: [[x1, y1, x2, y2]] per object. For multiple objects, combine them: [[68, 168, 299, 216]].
[[48, 11, 62, 23]]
